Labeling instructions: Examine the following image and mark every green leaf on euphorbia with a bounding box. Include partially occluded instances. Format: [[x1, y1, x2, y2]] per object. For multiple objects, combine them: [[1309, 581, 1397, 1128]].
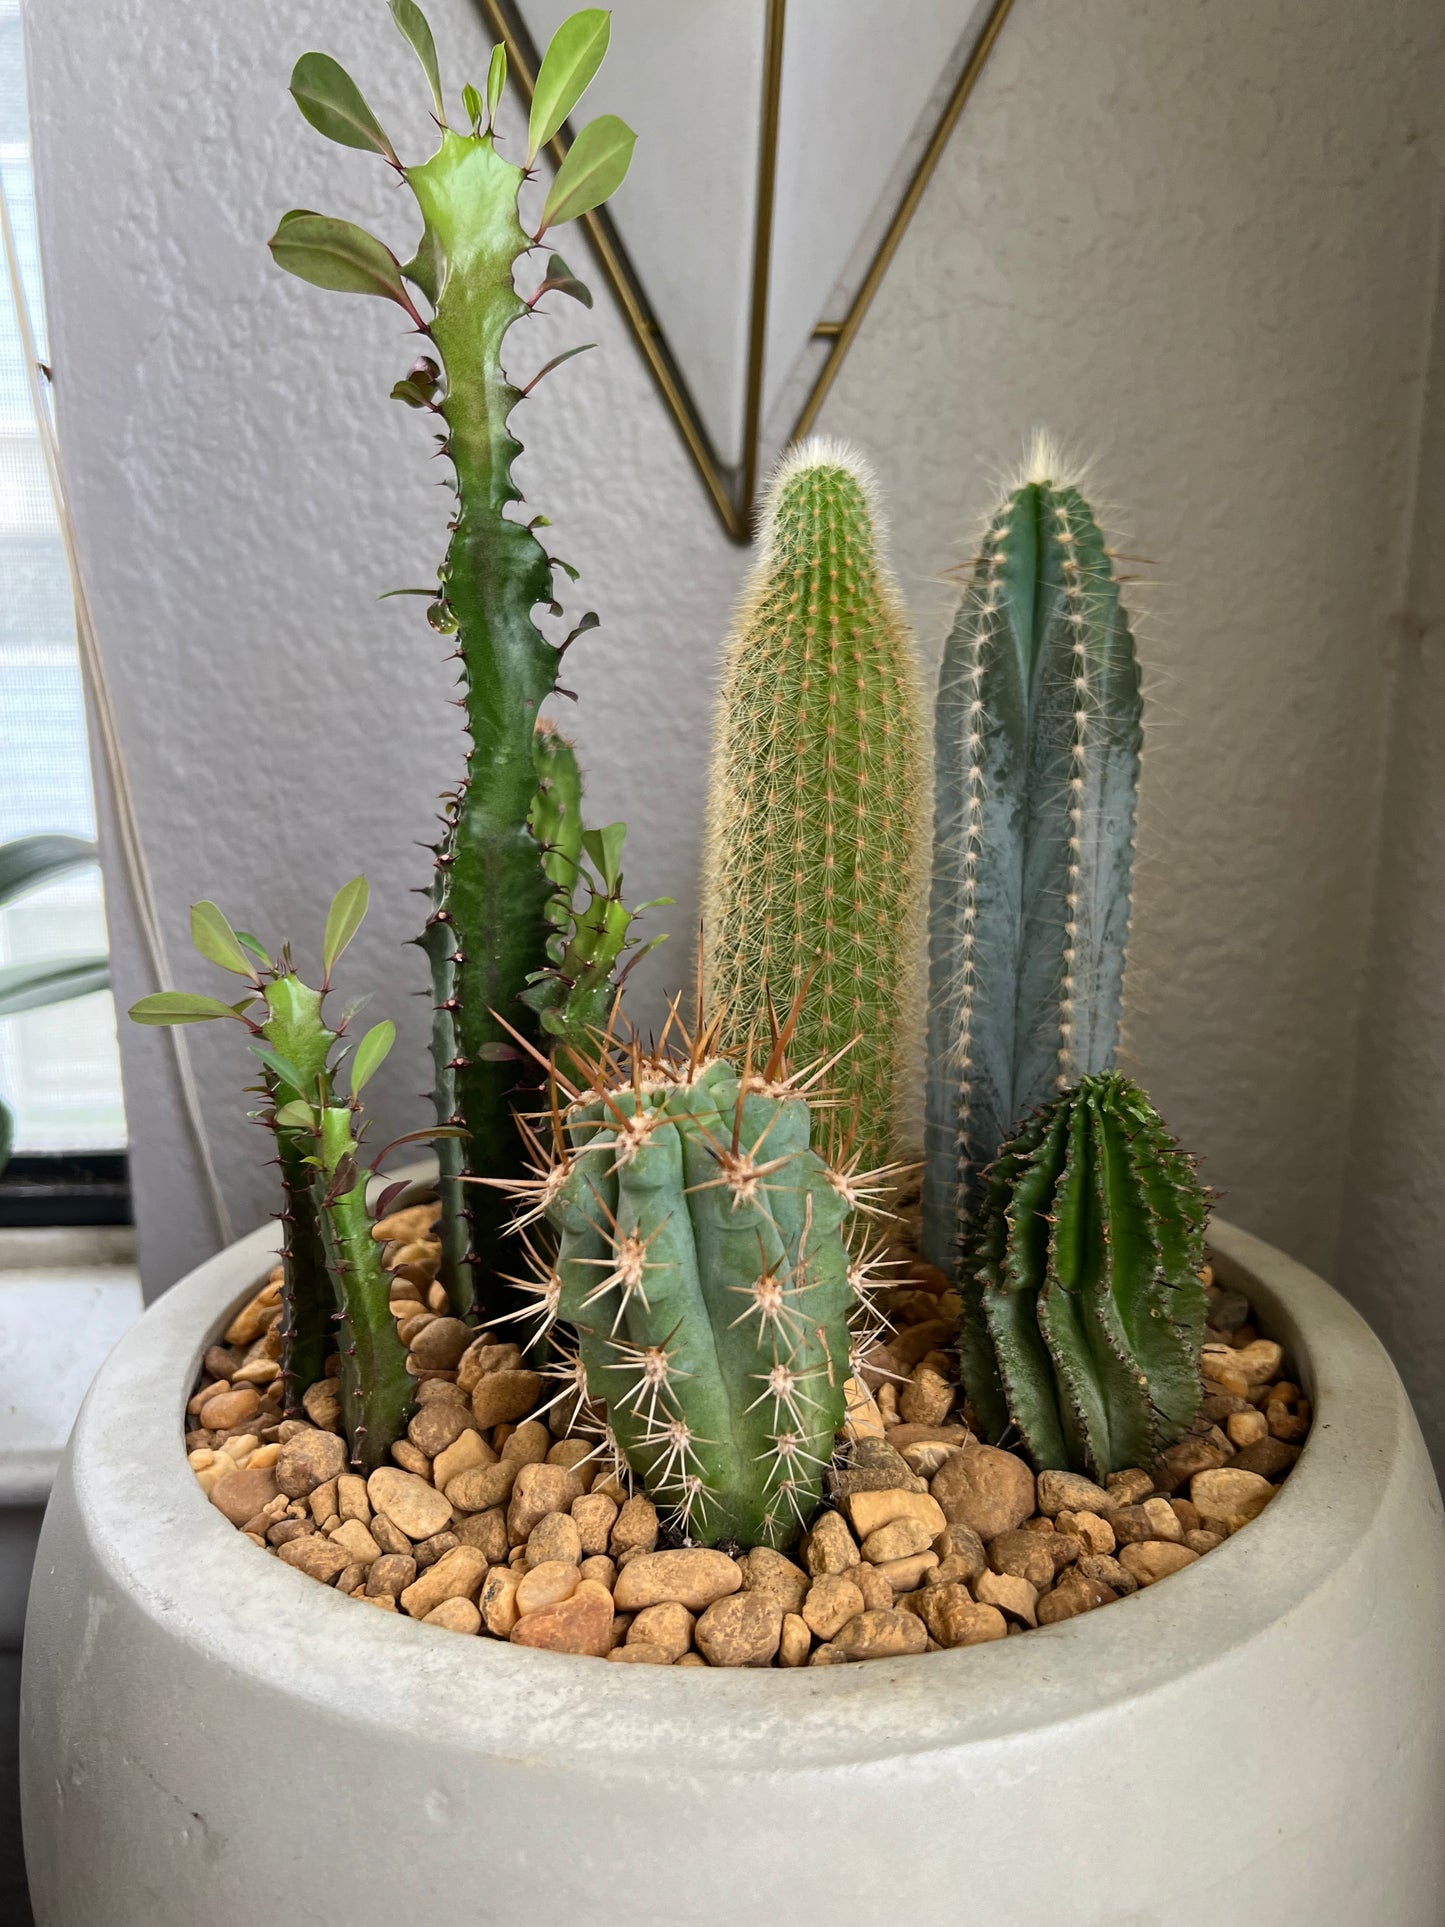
[[350, 1019, 396, 1095], [250, 1044, 309, 1094], [234, 931, 272, 968], [521, 342, 594, 395], [268, 211, 414, 313], [486, 45, 507, 125], [528, 9, 609, 162], [274, 1099, 317, 1132], [190, 901, 254, 977], [537, 114, 635, 234], [388, 0, 444, 123], [128, 990, 247, 1025], [534, 252, 593, 308], [289, 52, 398, 162], [462, 82, 484, 135], [323, 876, 369, 978]]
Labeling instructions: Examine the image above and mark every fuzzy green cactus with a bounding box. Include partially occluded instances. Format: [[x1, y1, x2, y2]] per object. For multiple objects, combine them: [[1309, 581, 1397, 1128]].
[[508, 1019, 881, 1548], [269, 6, 638, 1324], [924, 441, 1143, 1274], [130, 880, 421, 1468], [703, 441, 925, 1173], [962, 1072, 1209, 1477]]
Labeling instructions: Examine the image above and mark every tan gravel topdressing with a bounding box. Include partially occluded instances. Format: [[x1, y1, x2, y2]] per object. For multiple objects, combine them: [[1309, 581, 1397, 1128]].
[[185, 1200, 1310, 1667]]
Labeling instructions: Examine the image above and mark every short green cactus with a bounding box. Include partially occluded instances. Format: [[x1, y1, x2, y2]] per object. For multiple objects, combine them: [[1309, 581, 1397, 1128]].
[[509, 1018, 882, 1548], [130, 880, 424, 1469], [924, 442, 1143, 1274], [270, 6, 641, 1323], [962, 1072, 1210, 1477], [702, 441, 926, 1174]]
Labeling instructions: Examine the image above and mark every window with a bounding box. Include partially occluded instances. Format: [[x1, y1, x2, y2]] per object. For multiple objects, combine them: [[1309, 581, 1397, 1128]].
[[0, 0, 125, 1156]]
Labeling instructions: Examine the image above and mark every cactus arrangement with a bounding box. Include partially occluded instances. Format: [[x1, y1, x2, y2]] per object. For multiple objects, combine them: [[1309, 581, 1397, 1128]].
[[922, 444, 1142, 1274], [270, 5, 646, 1323], [505, 1005, 882, 1548], [960, 1072, 1210, 1477], [702, 441, 926, 1176], [132, 881, 432, 1469]]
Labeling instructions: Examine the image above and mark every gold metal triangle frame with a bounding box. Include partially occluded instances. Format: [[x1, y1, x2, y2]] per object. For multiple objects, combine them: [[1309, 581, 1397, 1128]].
[[475, 0, 1015, 541]]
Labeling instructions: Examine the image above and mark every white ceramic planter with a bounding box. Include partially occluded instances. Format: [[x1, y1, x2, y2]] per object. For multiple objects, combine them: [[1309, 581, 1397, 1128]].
[[20, 1216, 1445, 1926]]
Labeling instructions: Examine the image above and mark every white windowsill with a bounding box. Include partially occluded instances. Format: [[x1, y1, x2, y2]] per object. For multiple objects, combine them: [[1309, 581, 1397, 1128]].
[[0, 1226, 143, 1507]]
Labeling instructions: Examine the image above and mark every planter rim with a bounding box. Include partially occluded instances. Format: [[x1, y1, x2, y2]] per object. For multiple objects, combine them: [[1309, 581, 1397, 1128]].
[[41, 1212, 1415, 1772]]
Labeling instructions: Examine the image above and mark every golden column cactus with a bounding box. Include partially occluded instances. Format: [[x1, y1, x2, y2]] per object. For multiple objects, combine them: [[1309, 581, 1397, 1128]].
[[703, 440, 926, 1168]]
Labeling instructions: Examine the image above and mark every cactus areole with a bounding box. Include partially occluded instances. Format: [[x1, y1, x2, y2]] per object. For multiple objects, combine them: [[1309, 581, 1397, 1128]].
[[924, 447, 1143, 1275], [268, 7, 640, 1324], [962, 1072, 1210, 1478], [504, 1019, 892, 1549]]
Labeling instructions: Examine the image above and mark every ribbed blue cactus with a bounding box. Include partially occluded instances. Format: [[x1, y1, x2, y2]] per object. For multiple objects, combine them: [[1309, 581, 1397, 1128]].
[[923, 441, 1142, 1273]]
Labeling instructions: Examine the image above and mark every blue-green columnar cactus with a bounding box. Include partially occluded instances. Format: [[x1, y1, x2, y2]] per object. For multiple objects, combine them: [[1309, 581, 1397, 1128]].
[[507, 1018, 881, 1548], [923, 441, 1143, 1274], [130, 881, 418, 1469], [270, 5, 640, 1324], [962, 1072, 1210, 1477]]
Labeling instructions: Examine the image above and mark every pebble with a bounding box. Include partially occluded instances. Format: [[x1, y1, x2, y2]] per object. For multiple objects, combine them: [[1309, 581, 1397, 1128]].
[[844, 1488, 946, 1541], [694, 1592, 783, 1667], [301, 1380, 343, 1432], [455, 1509, 510, 1564], [528, 1511, 582, 1565], [974, 1569, 1039, 1626], [1228, 1436, 1301, 1480], [932, 1445, 1036, 1539], [1190, 1467, 1275, 1530], [423, 1597, 481, 1634], [365, 1553, 416, 1599], [471, 1370, 545, 1429], [335, 1473, 369, 1522], [508, 1463, 586, 1541], [371, 1202, 442, 1244], [1140, 1497, 1184, 1544], [1105, 1469, 1155, 1507], [414, 1530, 460, 1569], [899, 1365, 956, 1427], [1212, 1338, 1283, 1386], [276, 1427, 349, 1499], [515, 1559, 581, 1615], [873, 1551, 940, 1592], [859, 1516, 934, 1563], [739, 1547, 811, 1614], [1079, 1553, 1137, 1595], [509, 1579, 614, 1657], [1119, 1540, 1200, 1585], [914, 1584, 1007, 1649], [500, 1419, 552, 1464], [1037, 1568, 1116, 1624], [804, 1510, 860, 1575], [408, 1400, 473, 1459], [608, 1640, 673, 1664], [199, 1386, 260, 1432], [571, 1491, 619, 1555], [779, 1612, 812, 1667], [610, 1496, 660, 1554], [1056, 1509, 1115, 1555], [371, 1512, 413, 1557], [1226, 1408, 1269, 1448], [398, 1544, 487, 1618], [629, 1602, 695, 1661], [853, 1562, 895, 1610], [986, 1529, 1060, 1588], [446, 1461, 520, 1512], [432, 1429, 494, 1491], [391, 1441, 432, 1478], [277, 1534, 353, 1584], [408, 1317, 472, 1371], [613, 1549, 742, 1613], [208, 1466, 279, 1526], [480, 1567, 521, 1636], [802, 1574, 866, 1640], [366, 1467, 453, 1542], [1149, 1435, 1228, 1493], [930, 1525, 987, 1583], [833, 1610, 928, 1660], [224, 1278, 280, 1348], [329, 1519, 382, 1567], [1035, 1469, 1112, 1517]]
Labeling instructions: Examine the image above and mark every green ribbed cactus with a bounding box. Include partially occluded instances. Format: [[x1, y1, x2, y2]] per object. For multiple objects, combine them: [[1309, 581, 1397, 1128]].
[[703, 441, 925, 1173], [509, 1022, 877, 1548], [924, 441, 1143, 1273], [130, 880, 425, 1469], [269, 7, 641, 1324], [963, 1072, 1209, 1476]]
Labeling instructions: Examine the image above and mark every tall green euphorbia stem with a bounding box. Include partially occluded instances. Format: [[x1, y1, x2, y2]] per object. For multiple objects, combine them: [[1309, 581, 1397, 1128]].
[[261, 975, 337, 1412], [408, 134, 558, 1321]]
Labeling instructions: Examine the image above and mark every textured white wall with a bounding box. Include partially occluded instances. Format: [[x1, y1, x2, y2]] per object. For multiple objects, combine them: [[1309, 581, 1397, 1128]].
[[23, 0, 1445, 1450]]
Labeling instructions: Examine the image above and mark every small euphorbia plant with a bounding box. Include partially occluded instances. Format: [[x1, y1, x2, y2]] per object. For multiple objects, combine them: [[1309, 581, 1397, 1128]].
[[131, 880, 461, 1469], [270, 4, 658, 1323]]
